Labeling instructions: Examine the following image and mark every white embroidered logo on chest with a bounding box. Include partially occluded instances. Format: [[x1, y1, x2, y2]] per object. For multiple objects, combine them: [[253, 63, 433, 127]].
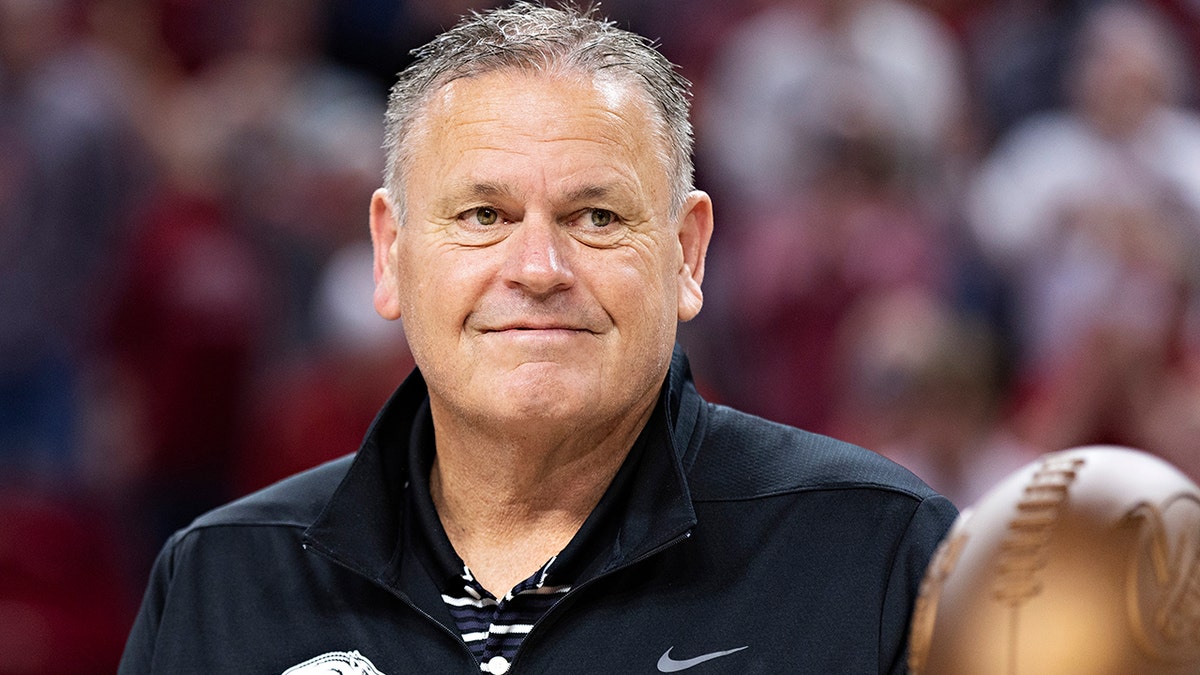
[[282, 650, 386, 675]]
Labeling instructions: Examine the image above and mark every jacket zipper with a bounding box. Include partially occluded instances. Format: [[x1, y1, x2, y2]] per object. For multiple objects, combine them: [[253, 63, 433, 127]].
[[302, 543, 482, 672], [306, 525, 694, 674], [505, 528, 694, 672]]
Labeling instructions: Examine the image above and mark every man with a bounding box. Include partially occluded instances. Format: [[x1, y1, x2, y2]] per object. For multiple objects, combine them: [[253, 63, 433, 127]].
[[119, 4, 957, 673]]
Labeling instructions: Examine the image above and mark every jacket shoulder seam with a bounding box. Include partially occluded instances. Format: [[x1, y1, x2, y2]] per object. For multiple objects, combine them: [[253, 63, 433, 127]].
[[175, 518, 310, 542], [692, 481, 934, 504]]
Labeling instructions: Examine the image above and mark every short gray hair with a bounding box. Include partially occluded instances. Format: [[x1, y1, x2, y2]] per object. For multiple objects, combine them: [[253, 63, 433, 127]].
[[382, 1, 694, 220]]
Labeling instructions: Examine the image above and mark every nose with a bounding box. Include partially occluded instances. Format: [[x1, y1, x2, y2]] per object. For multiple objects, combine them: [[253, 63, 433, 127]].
[[500, 216, 575, 297]]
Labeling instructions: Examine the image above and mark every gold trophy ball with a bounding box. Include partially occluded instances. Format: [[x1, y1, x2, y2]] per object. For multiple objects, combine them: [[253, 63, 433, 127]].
[[909, 446, 1200, 675]]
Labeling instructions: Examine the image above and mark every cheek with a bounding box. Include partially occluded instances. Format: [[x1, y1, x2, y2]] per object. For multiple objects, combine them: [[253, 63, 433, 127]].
[[399, 243, 471, 310], [395, 248, 468, 351], [602, 247, 679, 330], [393, 249, 424, 320]]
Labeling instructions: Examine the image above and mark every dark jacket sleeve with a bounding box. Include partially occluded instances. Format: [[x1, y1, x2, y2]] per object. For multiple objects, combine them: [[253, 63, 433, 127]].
[[118, 531, 181, 674], [881, 493, 958, 675]]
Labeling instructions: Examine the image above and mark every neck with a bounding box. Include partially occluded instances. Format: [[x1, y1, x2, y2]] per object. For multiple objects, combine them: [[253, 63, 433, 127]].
[[427, 399, 655, 595]]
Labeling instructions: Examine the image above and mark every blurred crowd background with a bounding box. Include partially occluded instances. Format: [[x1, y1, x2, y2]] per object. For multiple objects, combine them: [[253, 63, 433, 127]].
[[2, 0, 1200, 672]]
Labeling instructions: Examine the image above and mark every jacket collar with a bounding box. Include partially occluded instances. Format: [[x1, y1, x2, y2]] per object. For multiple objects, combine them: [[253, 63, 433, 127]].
[[303, 345, 703, 588]]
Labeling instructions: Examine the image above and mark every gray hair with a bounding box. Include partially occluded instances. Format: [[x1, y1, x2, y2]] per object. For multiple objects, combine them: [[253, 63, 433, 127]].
[[382, 1, 695, 221]]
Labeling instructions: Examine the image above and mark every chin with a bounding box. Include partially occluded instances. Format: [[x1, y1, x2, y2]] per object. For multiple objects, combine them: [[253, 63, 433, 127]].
[[486, 367, 596, 416]]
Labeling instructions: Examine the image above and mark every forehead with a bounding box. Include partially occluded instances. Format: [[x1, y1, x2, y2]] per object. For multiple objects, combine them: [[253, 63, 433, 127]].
[[421, 65, 649, 130], [405, 68, 669, 205]]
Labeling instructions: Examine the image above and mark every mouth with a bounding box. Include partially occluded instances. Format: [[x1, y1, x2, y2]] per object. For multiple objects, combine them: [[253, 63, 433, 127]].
[[475, 319, 603, 341], [485, 325, 594, 335], [479, 315, 599, 332], [470, 309, 606, 336]]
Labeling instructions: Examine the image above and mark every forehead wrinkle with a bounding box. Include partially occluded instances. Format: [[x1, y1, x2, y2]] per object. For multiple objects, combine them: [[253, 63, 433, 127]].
[[433, 180, 524, 212], [414, 70, 666, 214], [439, 74, 643, 142]]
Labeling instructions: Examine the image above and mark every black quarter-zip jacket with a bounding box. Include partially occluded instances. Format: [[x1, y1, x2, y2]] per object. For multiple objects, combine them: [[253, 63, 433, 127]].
[[119, 347, 957, 674]]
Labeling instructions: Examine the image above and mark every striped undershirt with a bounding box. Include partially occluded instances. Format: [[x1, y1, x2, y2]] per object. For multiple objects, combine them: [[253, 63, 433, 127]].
[[442, 557, 571, 673]]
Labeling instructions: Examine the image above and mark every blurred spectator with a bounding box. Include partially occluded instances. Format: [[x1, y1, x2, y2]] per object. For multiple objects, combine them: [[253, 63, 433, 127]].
[[88, 0, 390, 544], [325, 0, 505, 91], [968, 1, 1200, 359], [699, 0, 969, 208], [103, 184, 268, 541], [1009, 197, 1200, 478], [0, 487, 137, 675], [970, 2, 1200, 257], [233, 241, 413, 494], [962, 0, 1091, 144], [0, 0, 149, 478], [827, 287, 1037, 506], [968, 1, 1200, 477], [0, 5, 168, 669], [703, 129, 957, 432], [187, 0, 386, 351], [693, 0, 972, 433]]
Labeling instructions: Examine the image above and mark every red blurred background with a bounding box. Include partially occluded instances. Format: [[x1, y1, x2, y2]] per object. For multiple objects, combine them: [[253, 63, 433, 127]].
[[2, 1, 1199, 672]]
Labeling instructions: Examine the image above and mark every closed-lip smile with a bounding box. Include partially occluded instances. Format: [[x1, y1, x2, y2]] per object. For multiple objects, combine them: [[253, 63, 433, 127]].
[[483, 321, 596, 334], [494, 324, 581, 331]]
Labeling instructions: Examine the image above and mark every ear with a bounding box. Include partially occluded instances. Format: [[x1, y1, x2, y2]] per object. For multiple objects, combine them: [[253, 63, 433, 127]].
[[369, 188, 403, 321], [675, 190, 714, 322]]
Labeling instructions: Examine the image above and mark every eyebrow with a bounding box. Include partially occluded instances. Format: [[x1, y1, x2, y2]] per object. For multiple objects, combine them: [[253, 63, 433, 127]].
[[433, 181, 514, 214], [438, 181, 627, 212], [464, 181, 514, 201], [564, 185, 614, 204]]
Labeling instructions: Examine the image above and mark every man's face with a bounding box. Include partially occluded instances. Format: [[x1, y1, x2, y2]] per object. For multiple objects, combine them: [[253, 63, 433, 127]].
[[370, 69, 711, 434]]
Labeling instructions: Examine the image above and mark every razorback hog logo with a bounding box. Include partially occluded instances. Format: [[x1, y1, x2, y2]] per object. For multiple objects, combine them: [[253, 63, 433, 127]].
[[281, 650, 386, 675]]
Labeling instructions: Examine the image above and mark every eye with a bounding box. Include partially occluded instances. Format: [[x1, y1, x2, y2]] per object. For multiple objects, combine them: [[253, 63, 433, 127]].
[[589, 209, 616, 228], [474, 207, 499, 226]]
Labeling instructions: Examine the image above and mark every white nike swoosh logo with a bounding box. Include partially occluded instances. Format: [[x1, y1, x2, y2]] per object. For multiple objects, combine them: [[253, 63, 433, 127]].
[[657, 646, 749, 672]]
